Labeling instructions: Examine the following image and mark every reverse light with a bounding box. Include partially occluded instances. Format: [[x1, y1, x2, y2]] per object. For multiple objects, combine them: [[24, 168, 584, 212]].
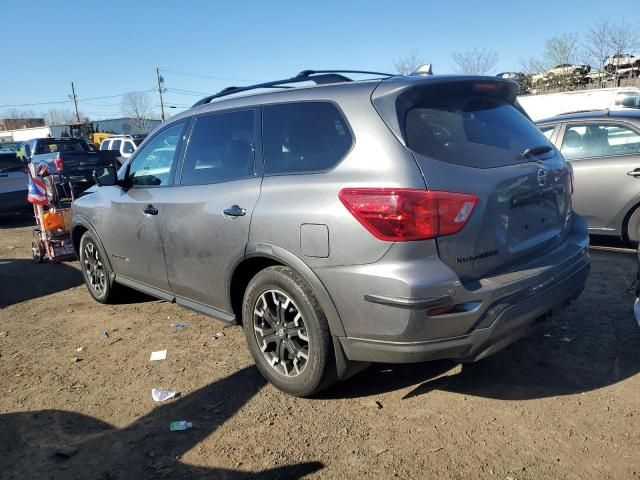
[[54, 154, 63, 172], [338, 188, 478, 241]]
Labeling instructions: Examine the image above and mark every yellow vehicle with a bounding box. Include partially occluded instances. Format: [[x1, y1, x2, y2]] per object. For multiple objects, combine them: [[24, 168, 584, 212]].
[[91, 132, 113, 148]]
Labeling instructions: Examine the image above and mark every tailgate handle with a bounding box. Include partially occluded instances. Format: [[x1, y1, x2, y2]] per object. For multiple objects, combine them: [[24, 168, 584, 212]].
[[143, 205, 158, 216], [511, 184, 564, 208], [627, 168, 640, 177]]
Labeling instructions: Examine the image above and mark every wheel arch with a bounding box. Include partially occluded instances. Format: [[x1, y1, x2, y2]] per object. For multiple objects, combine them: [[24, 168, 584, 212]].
[[71, 216, 115, 274], [623, 202, 640, 242], [228, 246, 346, 338]]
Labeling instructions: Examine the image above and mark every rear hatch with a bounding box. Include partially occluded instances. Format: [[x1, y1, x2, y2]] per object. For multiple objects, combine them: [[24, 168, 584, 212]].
[[372, 77, 572, 281]]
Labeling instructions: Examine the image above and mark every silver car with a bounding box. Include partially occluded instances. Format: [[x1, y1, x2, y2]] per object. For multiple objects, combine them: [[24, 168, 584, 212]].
[[72, 70, 590, 396], [538, 110, 640, 241]]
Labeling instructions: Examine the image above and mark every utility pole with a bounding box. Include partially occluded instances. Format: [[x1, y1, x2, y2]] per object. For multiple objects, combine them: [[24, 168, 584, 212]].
[[156, 68, 166, 121], [70, 82, 80, 123]]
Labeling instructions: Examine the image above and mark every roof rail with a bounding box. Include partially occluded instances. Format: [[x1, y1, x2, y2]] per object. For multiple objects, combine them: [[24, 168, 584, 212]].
[[192, 69, 395, 107]]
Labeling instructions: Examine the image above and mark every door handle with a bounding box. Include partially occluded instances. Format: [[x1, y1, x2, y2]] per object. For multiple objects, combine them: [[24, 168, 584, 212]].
[[143, 205, 159, 215], [627, 169, 640, 177], [223, 205, 246, 217], [0, 174, 7, 178]]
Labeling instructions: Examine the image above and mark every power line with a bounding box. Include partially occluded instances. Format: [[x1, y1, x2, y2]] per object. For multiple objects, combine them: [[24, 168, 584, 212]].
[[0, 89, 155, 109]]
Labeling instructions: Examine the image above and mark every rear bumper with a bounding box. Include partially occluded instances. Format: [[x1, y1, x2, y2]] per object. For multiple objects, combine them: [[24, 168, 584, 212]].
[[316, 215, 590, 364], [339, 254, 589, 363]]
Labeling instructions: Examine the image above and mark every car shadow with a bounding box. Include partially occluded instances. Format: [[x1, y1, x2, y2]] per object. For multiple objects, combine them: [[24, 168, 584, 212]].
[[322, 249, 640, 401], [0, 209, 34, 229], [0, 258, 84, 308], [0, 366, 323, 479]]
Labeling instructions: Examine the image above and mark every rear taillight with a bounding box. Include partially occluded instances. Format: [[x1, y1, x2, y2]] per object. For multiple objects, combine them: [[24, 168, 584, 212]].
[[338, 188, 477, 241], [54, 154, 63, 172]]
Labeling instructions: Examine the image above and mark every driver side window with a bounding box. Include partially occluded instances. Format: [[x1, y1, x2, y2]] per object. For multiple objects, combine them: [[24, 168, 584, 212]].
[[128, 122, 184, 186]]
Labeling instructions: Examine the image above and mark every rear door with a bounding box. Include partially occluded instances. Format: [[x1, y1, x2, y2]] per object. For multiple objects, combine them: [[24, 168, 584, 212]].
[[0, 149, 28, 212], [379, 80, 572, 281], [161, 109, 261, 313], [558, 121, 640, 233]]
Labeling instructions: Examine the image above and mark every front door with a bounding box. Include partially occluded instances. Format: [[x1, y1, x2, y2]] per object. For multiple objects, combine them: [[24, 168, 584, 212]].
[[559, 121, 640, 232], [161, 109, 261, 315], [100, 121, 187, 293]]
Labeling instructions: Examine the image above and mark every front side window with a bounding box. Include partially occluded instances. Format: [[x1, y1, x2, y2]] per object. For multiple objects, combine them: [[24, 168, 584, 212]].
[[263, 102, 352, 175], [180, 110, 255, 184], [561, 123, 640, 160], [127, 122, 184, 186]]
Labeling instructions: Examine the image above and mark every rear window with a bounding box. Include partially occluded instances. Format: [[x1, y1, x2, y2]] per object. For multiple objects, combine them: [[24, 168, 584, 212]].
[[263, 102, 352, 175], [35, 140, 89, 154], [405, 94, 552, 168]]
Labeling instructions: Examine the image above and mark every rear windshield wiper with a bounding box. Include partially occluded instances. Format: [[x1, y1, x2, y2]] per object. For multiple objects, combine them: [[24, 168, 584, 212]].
[[521, 145, 553, 159]]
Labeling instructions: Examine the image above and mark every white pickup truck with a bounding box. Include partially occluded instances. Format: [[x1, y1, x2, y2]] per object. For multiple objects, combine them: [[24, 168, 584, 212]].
[[0, 142, 28, 214]]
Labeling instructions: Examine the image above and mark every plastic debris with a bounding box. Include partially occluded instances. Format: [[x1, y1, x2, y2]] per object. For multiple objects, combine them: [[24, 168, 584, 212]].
[[152, 388, 178, 402], [170, 322, 189, 328], [169, 421, 192, 431], [102, 330, 109, 338], [213, 332, 225, 339], [560, 337, 573, 343], [76, 347, 84, 353], [150, 350, 167, 361]]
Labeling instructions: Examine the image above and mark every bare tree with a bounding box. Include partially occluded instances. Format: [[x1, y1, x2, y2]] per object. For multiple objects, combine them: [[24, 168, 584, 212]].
[[4, 108, 37, 119], [393, 52, 424, 75], [451, 48, 499, 75], [543, 33, 579, 67], [121, 92, 157, 132], [519, 56, 548, 75], [581, 19, 612, 73], [608, 19, 640, 70], [44, 108, 85, 125]]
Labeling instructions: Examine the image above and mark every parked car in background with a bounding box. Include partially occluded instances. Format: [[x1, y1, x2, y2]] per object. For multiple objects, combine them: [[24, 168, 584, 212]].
[[0, 141, 28, 213], [496, 72, 531, 94], [605, 53, 640, 72], [24, 138, 120, 198], [538, 109, 640, 240], [545, 64, 591, 78], [73, 70, 590, 396], [100, 134, 147, 164]]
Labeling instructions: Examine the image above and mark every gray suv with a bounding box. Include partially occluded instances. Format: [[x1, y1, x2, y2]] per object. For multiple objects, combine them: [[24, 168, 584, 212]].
[[72, 70, 590, 396]]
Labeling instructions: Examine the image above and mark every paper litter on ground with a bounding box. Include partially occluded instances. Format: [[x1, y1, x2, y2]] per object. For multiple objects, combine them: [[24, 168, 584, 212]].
[[149, 350, 167, 361]]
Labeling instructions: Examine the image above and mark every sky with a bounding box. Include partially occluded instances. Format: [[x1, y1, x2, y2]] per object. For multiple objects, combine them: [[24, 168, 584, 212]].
[[1, 0, 638, 120]]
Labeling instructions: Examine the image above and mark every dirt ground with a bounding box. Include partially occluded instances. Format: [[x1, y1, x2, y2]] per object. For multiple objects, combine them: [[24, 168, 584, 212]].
[[1, 211, 639, 480]]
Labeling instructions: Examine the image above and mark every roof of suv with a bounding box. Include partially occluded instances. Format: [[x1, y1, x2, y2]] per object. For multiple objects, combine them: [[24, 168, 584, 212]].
[[169, 71, 520, 123], [537, 109, 640, 124]]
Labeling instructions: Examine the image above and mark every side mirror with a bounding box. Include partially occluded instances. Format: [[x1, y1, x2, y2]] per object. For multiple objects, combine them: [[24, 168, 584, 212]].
[[93, 165, 117, 187]]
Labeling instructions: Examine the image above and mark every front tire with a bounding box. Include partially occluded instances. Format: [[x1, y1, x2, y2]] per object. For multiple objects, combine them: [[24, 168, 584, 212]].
[[79, 232, 115, 303], [242, 266, 336, 397]]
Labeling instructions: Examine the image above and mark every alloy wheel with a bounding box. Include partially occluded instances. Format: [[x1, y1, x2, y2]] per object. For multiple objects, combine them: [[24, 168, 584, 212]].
[[83, 241, 106, 295], [253, 290, 309, 377]]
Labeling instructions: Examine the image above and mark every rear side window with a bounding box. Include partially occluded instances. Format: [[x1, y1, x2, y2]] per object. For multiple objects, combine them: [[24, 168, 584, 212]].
[[180, 110, 255, 185], [405, 95, 552, 168], [123, 141, 135, 154], [111, 139, 122, 152], [263, 102, 352, 175]]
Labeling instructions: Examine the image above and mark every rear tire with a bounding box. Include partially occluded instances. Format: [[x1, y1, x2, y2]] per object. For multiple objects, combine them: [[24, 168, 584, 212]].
[[242, 266, 336, 397], [32, 231, 45, 264], [79, 231, 117, 303]]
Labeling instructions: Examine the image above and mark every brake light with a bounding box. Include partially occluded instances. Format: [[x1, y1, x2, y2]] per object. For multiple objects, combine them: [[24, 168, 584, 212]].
[[473, 82, 500, 92], [338, 188, 477, 241], [54, 154, 63, 172]]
